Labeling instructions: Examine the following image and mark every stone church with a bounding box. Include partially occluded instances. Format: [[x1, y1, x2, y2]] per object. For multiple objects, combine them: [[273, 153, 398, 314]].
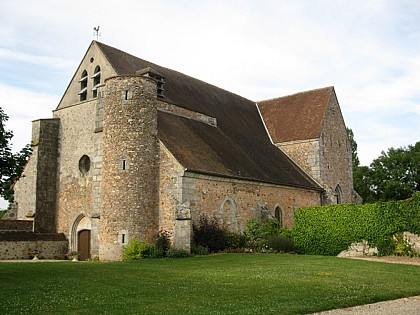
[[12, 41, 359, 261]]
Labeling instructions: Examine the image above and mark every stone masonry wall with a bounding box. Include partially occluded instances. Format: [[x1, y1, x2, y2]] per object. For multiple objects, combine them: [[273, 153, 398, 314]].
[[53, 99, 102, 257], [278, 94, 354, 205], [319, 95, 353, 204], [32, 119, 60, 233], [158, 139, 321, 249], [158, 142, 184, 239], [0, 220, 33, 231], [14, 155, 37, 220], [0, 233, 67, 260], [183, 173, 321, 231], [100, 75, 160, 261], [278, 139, 321, 183]]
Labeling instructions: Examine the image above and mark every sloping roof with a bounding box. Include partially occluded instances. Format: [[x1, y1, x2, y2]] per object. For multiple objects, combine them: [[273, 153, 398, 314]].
[[96, 42, 321, 190], [158, 111, 321, 189], [257, 87, 333, 143]]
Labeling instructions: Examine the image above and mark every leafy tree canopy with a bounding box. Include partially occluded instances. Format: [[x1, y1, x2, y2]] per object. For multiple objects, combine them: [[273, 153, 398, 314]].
[[0, 107, 32, 205], [350, 127, 419, 203], [368, 142, 419, 202]]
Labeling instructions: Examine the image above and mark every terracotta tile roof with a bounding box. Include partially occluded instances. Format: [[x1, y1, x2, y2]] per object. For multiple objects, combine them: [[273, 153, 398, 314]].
[[257, 87, 333, 143], [97, 42, 322, 190]]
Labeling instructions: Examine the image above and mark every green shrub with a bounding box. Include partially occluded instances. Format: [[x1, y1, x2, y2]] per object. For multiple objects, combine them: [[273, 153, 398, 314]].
[[244, 219, 261, 242], [293, 193, 420, 256], [264, 235, 294, 253], [155, 230, 171, 257], [376, 237, 396, 256], [244, 218, 281, 244], [193, 215, 227, 253], [123, 239, 148, 260], [143, 244, 165, 258], [191, 244, 209, 255], [226, 231, 247, 249], [166, 248, 191, 258]]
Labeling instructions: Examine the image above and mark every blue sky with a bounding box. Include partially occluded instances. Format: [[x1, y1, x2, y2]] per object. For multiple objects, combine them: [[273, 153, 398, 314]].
[[0, 0, 419, 207]]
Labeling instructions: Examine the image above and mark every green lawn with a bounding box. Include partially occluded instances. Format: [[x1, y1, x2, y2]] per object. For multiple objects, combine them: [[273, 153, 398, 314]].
[[1, 254, 419, 314]]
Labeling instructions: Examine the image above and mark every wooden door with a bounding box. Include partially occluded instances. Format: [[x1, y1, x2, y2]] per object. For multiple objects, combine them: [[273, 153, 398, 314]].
[[78, 230, 91, 261]]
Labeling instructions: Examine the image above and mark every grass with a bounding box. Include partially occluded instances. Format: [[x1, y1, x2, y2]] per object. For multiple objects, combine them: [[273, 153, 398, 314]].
[[1, 254, 420, 314]]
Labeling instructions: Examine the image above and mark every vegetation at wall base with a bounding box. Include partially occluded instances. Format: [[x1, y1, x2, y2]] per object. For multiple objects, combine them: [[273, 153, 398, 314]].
[[192, 214, 227, 252], [293, 192, 420, 256], [1, 254, 420, 315]]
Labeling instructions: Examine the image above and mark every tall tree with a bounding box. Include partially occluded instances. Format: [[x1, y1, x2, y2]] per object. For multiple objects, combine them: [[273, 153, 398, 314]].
[[0, 107, 31, 204], [368, 142, 419, 201], [347, 128, 360, 168]]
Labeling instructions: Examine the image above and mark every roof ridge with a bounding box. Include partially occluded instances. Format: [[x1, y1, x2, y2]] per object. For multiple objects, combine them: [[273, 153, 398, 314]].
[[258, 86, 334, 104], [95, 41, 253, 104]]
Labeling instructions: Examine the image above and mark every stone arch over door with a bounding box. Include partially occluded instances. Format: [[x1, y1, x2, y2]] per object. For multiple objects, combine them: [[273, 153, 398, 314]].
[[70, 213, 92, 258], [335, 185, 343, 204], [220, 197, 238, 232]]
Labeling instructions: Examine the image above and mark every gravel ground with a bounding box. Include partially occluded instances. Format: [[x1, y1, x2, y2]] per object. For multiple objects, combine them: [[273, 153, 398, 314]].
[[312, 295, 420, 315]]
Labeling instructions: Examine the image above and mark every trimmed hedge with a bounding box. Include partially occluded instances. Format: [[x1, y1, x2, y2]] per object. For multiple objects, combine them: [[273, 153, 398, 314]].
[[293, 192, 420, 256]]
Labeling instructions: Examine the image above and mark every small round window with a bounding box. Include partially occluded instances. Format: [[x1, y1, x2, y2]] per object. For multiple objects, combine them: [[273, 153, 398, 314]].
[[79, 155, 91, 174]]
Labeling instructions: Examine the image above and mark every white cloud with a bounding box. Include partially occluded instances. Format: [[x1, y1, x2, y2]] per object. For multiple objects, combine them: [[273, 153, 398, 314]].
[[0, 84, 57, 151], [0, 0, 419, 169], [0, 48, 74, 69]]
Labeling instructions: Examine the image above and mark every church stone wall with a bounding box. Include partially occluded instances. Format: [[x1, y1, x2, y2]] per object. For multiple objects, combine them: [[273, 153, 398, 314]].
[[319, 96, 353, 204], [31, 119, 60, 233], [52, 99, 101, 256], [182, 173, 320, 230], [14, 153, 37, 220], [277, 139, 322, 182], [277, 95, 354, 205], [100, 75, 160, 261], [158, 142, 184, 238]]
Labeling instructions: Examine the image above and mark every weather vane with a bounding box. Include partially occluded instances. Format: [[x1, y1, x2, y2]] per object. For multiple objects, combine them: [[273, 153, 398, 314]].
[[93, 26, 101, 41]]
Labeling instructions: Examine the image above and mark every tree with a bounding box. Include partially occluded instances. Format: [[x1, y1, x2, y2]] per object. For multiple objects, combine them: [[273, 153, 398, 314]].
[[368, 142, 419, 202], [347, 128, 360, 168], [0, 107, 31, 204], [347, 128, 418, 203]]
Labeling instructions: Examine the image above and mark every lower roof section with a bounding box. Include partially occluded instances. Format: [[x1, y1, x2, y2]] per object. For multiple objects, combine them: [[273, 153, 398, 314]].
[[157, 111, 323, 191]]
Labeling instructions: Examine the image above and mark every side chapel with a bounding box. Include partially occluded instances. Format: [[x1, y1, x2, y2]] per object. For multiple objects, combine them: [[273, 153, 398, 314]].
[[13, 41, 360, 260]]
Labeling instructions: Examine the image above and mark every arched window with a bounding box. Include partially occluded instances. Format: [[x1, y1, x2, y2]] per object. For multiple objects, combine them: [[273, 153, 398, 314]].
[[79, 70, 88, 101], [274, 205, 282, 228], [335, 185, 342, 204], [92, 66, 101, 98], [220, 197, 238, 231]]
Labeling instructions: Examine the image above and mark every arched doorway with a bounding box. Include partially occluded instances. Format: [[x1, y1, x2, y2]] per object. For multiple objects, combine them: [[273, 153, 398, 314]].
[[70, 213, 92, 261], [335, 185, 342, 204], [78, 230, 91, 261]]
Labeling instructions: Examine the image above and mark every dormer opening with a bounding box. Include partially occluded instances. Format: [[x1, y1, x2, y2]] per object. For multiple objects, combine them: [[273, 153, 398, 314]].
[[79, 70, 88, 101], [136, 67, 165, 98], [92, 66, 101, 98]]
